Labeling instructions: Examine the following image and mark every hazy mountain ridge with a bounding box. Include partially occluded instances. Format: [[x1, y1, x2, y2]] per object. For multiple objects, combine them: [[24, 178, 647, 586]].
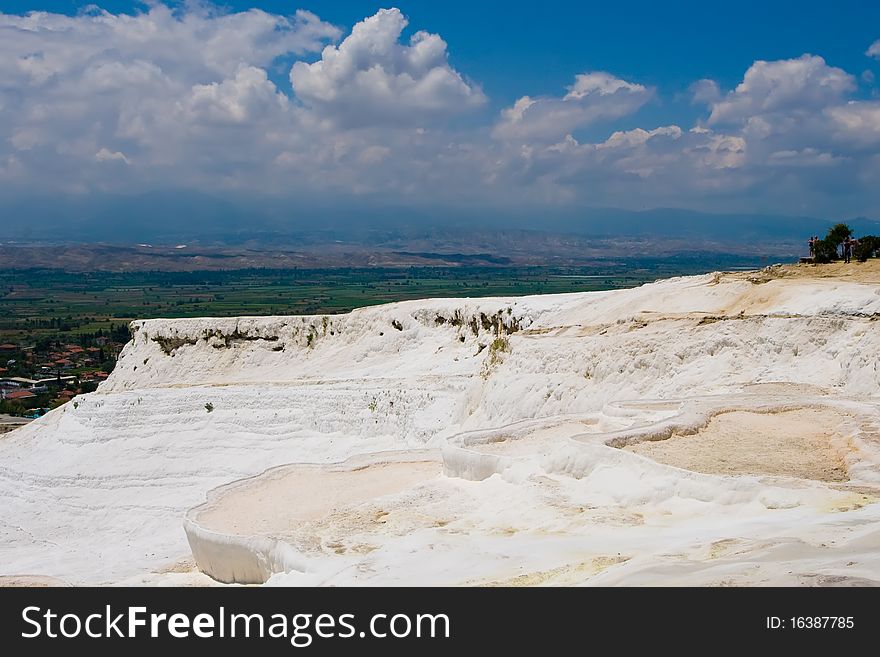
[[3, 191, 878, 246]]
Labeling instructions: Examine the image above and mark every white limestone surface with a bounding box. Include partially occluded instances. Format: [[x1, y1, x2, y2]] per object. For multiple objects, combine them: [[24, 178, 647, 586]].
[[2, 264, 880, 585]]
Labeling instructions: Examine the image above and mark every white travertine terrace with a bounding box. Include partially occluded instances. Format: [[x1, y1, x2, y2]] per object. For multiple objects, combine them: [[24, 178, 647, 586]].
[[2, 264, 880, 586]]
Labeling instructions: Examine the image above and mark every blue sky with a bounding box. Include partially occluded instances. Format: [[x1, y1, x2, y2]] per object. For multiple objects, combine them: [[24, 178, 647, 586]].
[[2, 1, 880, 220], [11, 1, 880, 97]]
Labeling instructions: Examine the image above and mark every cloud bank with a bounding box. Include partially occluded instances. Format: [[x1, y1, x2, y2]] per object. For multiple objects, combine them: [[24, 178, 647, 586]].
[[2, 3, 880, 218]]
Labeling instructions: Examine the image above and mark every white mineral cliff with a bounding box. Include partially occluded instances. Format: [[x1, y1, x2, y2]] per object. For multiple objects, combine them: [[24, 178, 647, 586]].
[[2, 264, 880, 586]]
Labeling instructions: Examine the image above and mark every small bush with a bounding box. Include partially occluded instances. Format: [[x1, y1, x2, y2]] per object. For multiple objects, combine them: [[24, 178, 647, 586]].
[[813, 238, 838, 264], [205, 402, 214, 413], [489, 337, 510, 355], [483, 336, 511, 375]]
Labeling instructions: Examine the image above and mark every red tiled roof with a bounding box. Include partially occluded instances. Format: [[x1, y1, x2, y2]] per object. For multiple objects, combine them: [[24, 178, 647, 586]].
[[0, 344, 17, 349], [5, 390, 35, 400]]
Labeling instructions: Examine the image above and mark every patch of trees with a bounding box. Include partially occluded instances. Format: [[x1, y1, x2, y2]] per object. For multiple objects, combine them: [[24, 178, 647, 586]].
[[0, 399, 26, 416], [813, 223, 879, 263], [855, 235, 880, 262]]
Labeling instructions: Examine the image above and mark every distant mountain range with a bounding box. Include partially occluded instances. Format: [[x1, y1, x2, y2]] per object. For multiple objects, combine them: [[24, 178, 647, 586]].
[[2, 190, 879, 248]]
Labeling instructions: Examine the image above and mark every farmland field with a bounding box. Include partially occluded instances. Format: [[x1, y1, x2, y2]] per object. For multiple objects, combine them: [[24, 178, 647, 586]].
[[0, 256, 768, 345]]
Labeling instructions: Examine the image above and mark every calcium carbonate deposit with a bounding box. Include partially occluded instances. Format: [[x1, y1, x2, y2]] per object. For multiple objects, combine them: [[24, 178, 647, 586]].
[[2, 262, 880, 586]]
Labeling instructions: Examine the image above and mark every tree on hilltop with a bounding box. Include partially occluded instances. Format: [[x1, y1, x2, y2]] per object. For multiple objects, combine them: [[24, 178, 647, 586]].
[[827, 223, 852, 248], [813, 223, 853, 263]]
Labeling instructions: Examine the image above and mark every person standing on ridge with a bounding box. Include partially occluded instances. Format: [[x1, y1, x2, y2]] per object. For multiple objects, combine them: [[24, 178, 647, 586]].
[[843, 236, 856, 263]]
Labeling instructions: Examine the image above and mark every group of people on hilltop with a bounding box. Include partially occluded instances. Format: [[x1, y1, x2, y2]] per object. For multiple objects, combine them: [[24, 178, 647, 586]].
[[808, 234, 858, 263]]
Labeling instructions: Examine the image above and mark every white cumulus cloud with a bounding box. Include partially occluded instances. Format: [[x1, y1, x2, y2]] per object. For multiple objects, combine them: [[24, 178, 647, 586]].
[[597, 125, 683, 150], [95, 148, 130, 165], [690, 79, 721, 104], [183, 66, 287, 124], [826, 101, 880, 146], [290, 8, 485, 127], [493, 72, 652, 142], [707, 55, 855, 125]]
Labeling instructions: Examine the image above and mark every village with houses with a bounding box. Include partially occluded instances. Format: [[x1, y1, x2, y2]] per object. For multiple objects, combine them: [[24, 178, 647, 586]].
[[0, 336, 123, 432]]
